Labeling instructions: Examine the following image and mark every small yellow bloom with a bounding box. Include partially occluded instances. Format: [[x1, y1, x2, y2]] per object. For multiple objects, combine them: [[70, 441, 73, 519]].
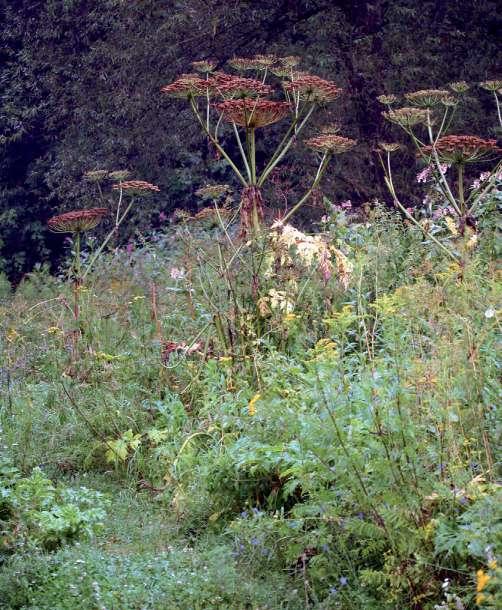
[[219, 356, 233, 363], [47, 326, 62, 335], [6, 328, 20, 343], [133, 295, 145, 301], [488, 559, 497, 570], [445, 216, 458, 236], [476, 569, 490, 592], [284, 313, 297, 322], [248, 393, 261, 416], [476, 593, 485, 606]]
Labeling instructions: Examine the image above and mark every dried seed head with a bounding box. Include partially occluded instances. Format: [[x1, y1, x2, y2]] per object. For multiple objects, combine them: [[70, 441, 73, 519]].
[[195, 184, 231, 200], [283, 74, 342, 103], [84, 170, 108, 182], [214, 99, 291, 128], [279, 56, 301, 68], [378, 142, 401, 153], [449, 81, 470, 93], [404, 89, 451, 107], [108, 170, 131, 181], [479, 80, 502, 92], [305, 134, 356, 154], [112, 180, 160, 194], [441, 95, 458, 107], [377, 94, 399, 105], [228, 55, 277, 71], [48, 208, 108, 233], [192, 59, 217, 73], [383, 107, 429, 127], [420, 135, 501, 164]]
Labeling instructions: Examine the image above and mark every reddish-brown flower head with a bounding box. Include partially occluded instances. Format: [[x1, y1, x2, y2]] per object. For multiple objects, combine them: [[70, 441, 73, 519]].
[[305, 134, 356, 154], [161, 73, 209, 98], [48, 208, 108, 233], [112, 180, 160, 194], [283, 74, 342, 103], [214, 99, 291, 128], [209, 72, 272, 98], [420, 135, 501, 164]]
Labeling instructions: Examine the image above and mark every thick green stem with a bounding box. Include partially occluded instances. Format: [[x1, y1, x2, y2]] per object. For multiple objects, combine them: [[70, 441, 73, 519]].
[[249, 128, 256, 184], [232, 123, 252, 182]]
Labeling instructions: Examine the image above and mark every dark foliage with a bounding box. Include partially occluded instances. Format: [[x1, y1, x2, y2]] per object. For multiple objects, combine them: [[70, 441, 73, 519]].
[[0, 0, 500, 279]]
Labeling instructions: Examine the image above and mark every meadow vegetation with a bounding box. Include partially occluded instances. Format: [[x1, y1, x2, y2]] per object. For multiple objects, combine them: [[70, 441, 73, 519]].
[[0, 57, 501, 609]]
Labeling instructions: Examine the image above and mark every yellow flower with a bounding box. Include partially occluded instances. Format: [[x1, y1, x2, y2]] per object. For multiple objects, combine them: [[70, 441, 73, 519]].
[[248, 393, 261, 416], [219, 356, 233, 363], [47, 326, 62, 335], [488, 559, 497, 570], [6, 328, 20, 343], [284, 313, 297, 322], [476, 569, 490, 592], [133, 295, 145, 301]]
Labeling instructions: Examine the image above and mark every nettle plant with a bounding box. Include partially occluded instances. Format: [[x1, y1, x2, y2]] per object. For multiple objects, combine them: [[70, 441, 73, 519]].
[[162, 55, 355, 234], [377, 80, 502, 263]]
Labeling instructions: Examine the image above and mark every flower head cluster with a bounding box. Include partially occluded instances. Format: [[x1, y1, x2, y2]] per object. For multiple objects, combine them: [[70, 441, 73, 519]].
[[112, 180, 160, 194], [378, 142, 401, 153], [420, 135, 501, 164], [383, 107, 429, 127], [83, 169, 108, 183], [449, 81, 470, 93], [228, 54, 277, 71], [320, 123, 341, 134], [479, 79, 502, 92], [195, 184, 231, 199], [416, 163, 449, 183], [48, 208, 108, 233], [192, 59, 217, 73], [405, 89, 451, 107], [161, 73, 209, 98], [304, 134, 356, 154], [214, 99, 291, 128], [210, 72, 272, 98], [377, 94, 398, 105], [283, 74, 342, 103]]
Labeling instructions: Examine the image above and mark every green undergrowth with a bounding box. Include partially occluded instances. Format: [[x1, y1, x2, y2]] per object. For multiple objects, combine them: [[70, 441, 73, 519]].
[[1, 204, 501, 609]]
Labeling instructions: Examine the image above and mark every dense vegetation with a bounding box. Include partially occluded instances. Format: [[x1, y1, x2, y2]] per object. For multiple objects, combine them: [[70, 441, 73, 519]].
[[1, 3, 501, 609]]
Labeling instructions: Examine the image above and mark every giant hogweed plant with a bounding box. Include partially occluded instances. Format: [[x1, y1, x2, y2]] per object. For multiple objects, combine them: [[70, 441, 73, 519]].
[[46, 172, 159, 363], [162, 55, 355, 235], [162, 56, 355, 362], [377, 80, 502, 264]]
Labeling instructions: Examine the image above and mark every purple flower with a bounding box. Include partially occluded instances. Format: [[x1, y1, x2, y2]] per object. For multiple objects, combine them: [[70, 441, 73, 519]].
[[250, 537, 260, 546], [340, 576, 348, 586], [329, 586, 338, 596]]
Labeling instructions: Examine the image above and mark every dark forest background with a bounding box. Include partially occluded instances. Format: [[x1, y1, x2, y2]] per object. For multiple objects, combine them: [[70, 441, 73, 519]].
[[0, 0, 500, 280]]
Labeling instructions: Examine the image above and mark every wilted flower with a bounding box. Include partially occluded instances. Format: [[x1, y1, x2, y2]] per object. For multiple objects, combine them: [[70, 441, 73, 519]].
[[441, 95, 459, 107], [47, 208, 108, 233], [228, 55, 276, 71], [405, 89, 451, 107], [420, 135, 501, 164], [192, 59, 217, 73], [479, 79, 502, 92], [214, 99, 291, 128], [304, 134, 356, 154], [449, 81, 470, 93], [377, 94, 398, 105], [283, 74, 342, 103], [383, 107, 429, 127], [112, 180, 160, 194]]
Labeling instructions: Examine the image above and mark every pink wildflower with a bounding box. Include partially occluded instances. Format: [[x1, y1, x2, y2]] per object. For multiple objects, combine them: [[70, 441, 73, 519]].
[[170, 267, 185, 280]]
